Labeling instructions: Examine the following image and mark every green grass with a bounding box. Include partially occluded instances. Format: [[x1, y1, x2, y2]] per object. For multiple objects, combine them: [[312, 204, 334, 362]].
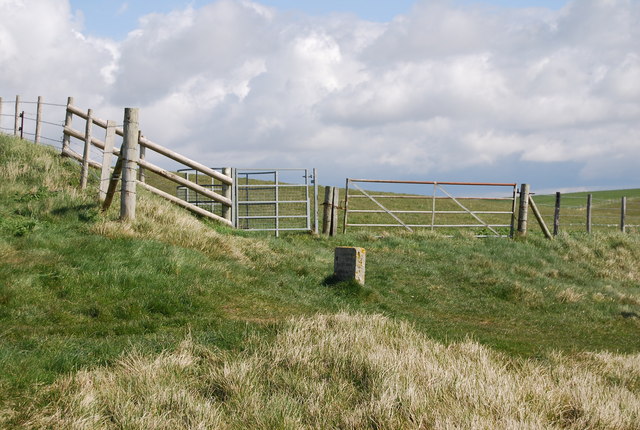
[[1, 135, 640, 427]]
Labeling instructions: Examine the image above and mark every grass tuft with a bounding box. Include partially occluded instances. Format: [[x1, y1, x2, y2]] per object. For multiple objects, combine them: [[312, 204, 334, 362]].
[[27, 313, 640, 429]]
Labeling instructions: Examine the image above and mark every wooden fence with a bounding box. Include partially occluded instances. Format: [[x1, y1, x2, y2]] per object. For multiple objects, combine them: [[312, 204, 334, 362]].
[[60, 99, 233, 226]]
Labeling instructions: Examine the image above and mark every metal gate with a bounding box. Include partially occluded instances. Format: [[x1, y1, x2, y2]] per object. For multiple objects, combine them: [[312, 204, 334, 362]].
[[343, 179, 518, 237], [234, 168, 317, 236], [177, 168, 317, 236]]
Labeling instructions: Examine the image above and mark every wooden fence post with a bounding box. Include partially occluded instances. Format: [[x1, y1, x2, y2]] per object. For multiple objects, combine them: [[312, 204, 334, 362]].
[[137, 131, 146, 183], [120, 108, 139, 221], [35, 96, 43, 144], [343, 179, 350, 234], [0, 97, 3, 131], [517, 183, 530, 236], [99, 120, 117, 202], [553, 192, 561, 236], [222, 167, 232, 223], [586, 194, 592, 233], [322, 186, 334, 235], [621, 196, 627, 233], [14, 95, 20, 136], [62, 97, 74, 152], [322, 187, 340, 236], [80, 109, 93, 189]]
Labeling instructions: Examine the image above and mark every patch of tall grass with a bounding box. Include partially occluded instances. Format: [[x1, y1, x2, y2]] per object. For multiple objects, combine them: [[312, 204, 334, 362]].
[[29, 313, 640, 429]]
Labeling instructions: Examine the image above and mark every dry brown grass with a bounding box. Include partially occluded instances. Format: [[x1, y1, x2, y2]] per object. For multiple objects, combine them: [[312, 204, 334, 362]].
[[28, 313, 640, 429], [92, 192, 272, 265]]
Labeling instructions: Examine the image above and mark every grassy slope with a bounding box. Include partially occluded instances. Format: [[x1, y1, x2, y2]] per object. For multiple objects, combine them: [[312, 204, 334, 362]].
[[1, 135, 640, 426]]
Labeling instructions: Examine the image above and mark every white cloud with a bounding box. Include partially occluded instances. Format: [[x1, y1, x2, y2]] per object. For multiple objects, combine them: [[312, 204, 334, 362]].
[[0, 0, 638, 190]]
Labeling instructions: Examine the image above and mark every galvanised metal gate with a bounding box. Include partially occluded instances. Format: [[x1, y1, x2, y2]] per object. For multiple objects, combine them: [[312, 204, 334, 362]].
[[234, 168, 317, 236], [177, 168, 318, 236], [343, 179, 518, 237]]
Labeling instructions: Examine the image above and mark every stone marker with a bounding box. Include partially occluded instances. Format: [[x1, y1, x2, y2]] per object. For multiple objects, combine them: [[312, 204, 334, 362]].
[[334, 247, 366, 284]]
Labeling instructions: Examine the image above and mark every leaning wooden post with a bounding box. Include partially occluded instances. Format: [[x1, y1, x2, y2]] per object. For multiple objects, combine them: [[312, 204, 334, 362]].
[[14, 95, 20, 136], [62, 97, 74, 152], [517, 183, 530, 236], [99, 120, 117, 202], [553, 192, 561, 236], [120, 108, 139, 221], [80, 109, 93, 189], [586, 194, 592, 233], [528, 195, 553, 239], [222, 167, 232, 223], [35, 96, 43, 144], [621, 196, 627, 233]]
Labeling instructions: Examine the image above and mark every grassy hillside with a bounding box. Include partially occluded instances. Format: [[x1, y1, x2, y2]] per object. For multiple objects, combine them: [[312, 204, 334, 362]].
[[1, 135, 640, 428]]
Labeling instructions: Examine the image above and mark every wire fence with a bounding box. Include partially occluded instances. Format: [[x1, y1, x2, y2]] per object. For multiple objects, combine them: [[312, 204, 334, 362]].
[[532, 193, 640, 234], [0, 96, 67, 152]]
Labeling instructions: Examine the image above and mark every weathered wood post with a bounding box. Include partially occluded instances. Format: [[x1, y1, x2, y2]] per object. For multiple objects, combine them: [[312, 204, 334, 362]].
[[35, 96, 43, 144], [322, 186, 334, 235], [553, 192, 561, 236], [222, 167, 232, 223], [517, 183, 530, 236], [322, 187, 340, 236], [120, 108, 139, 221], [342, 179, 350, 234], [80, 109, 93, 189], [99, 120, 117, 202], [586, 194, 593, 233], [621, 196, 627, 233], [14, 95, 20, 136], [0, 97, 3, 131], [137, 131, 146, 183], [62, 97, 74, 152]]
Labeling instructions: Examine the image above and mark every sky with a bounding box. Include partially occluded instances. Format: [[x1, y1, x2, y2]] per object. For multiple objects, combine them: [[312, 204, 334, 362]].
[[0, 0, 638, 193]]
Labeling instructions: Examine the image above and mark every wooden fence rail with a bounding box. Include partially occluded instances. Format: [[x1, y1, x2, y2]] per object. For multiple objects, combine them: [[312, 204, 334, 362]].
[[61, 100, 234, 226]]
